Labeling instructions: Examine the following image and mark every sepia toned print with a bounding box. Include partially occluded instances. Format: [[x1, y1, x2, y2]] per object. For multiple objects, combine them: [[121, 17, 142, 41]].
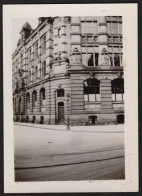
[[12, 16, 125, 181]]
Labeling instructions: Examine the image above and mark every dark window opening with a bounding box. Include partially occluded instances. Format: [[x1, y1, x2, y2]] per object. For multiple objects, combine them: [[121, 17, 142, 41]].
[[19, 97, 21, 113], [32, 116, 36, 123], [95, 53, 99, 66], [57, 89, 64, 97], [40, 116, 44, 124], [40, 88, 45, 106], [110, 56, 113, 66], [89, 116, 97, 125], [84, 79, 100, 94], [117, 115, 124, 124], [111, 78, 124, 94], [111, 78, 124, 101], [114, 54, 120, 66], [88, 54, 93, 66], [32, 91, 37, 107], [84, 79, 100, 102]]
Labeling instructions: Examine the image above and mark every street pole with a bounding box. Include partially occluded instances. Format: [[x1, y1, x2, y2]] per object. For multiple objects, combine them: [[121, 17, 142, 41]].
[[66, 93, 70, 130]]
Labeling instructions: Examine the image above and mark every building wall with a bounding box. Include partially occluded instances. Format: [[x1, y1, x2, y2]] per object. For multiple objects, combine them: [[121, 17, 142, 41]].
[[12, 16, 124, 126]]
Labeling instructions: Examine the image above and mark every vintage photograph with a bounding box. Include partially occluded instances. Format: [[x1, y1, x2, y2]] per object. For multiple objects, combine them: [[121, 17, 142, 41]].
[[3, 3, 138, 193], [12, 16, 125, 181]]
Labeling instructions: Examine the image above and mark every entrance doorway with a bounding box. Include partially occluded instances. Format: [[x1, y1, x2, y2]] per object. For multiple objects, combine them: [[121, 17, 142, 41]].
[[58, 102, 64, 124], [117, 115, 124, 124]]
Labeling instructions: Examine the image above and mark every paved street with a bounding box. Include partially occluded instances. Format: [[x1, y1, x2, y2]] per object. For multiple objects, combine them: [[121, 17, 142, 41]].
[[14, 123, 125, 181]]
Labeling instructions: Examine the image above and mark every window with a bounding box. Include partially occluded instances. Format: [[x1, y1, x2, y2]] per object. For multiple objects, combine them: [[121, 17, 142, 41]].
[[26, 93, 30, 108], [57, 89, 64, 97], [19, 97, 21, 113], [40, 88, 45, 106], [84, 79, 100, 102], [111, 78, 124, 101], [32, 91, 37, 107], [41, 61, 46, 78], [28, 70, 32, 83], [34, 66, 38, 80], [108, 46, 123, 66], [88, 54, 94, 66], [117, 115, 124, 124], [107, 16, 122, 35], [58, 28, 61, 37], [27, 47, 31, 63], [81, 21, 98, 34], [88, 116, 97, 125], [95, 53, 99, 66], [21, 54, 23, 66], [41, 34, 46, 52], [82, 47, 99, 67], [114, 54, 120, 66], [34, 42, 38, 58]]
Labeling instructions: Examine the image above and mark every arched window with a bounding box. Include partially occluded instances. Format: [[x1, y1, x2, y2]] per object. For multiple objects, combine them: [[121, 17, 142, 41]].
[[32, 90, 37, 107], [58, 27, 61, 37], [111, 78, 124, 101], [57, 89, 64, 97], [84, 79, 100, 102], [26, 93, 30, 109], [40, 88, 45, 106]]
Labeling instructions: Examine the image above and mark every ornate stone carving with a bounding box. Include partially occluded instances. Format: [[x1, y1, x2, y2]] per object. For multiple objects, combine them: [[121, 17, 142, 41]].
[[70, 48, 81, 65], [89, 71, 95, 78], [52, 51, 69, 64], [99, 48, 109, 66], [108, 36, 122, 43], [82, 35, 98, 43]]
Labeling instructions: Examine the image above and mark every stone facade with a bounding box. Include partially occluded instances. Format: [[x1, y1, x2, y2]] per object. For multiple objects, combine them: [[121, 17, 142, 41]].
[[12, 16, 124, 125]]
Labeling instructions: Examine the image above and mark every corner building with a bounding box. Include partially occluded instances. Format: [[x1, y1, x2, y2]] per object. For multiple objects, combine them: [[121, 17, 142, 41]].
[[12, 16, 124, 125]]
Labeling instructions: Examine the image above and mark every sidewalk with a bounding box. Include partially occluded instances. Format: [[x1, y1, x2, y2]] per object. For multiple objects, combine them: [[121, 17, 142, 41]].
[[14, 122, 124, 133]]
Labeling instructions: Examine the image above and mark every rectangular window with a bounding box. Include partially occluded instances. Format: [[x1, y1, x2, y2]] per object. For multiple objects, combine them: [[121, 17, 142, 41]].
[[27, 47, 31, 63], [95, 53, 99, 66], [35, 66, 38, 80], [29, 70, 32, 83], [41, 61, 46, 78], [107, 16, 122, 35], [34, 42, 38, 58], [81, 21, 97, 34], [41, 34, 46, 52], [21, 54, 23, 66]]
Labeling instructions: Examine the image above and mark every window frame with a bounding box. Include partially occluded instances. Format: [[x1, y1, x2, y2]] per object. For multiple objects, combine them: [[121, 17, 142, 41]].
[[84, 79, 100, 102]]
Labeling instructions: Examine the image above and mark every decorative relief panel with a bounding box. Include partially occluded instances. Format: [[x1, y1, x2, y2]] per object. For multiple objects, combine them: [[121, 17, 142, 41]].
[[108, 36, 122, 43], [81, 35, 98, 43]]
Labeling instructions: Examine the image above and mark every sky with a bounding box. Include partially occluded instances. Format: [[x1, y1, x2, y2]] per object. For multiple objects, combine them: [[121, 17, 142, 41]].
[[12, 18, 39, 53]]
